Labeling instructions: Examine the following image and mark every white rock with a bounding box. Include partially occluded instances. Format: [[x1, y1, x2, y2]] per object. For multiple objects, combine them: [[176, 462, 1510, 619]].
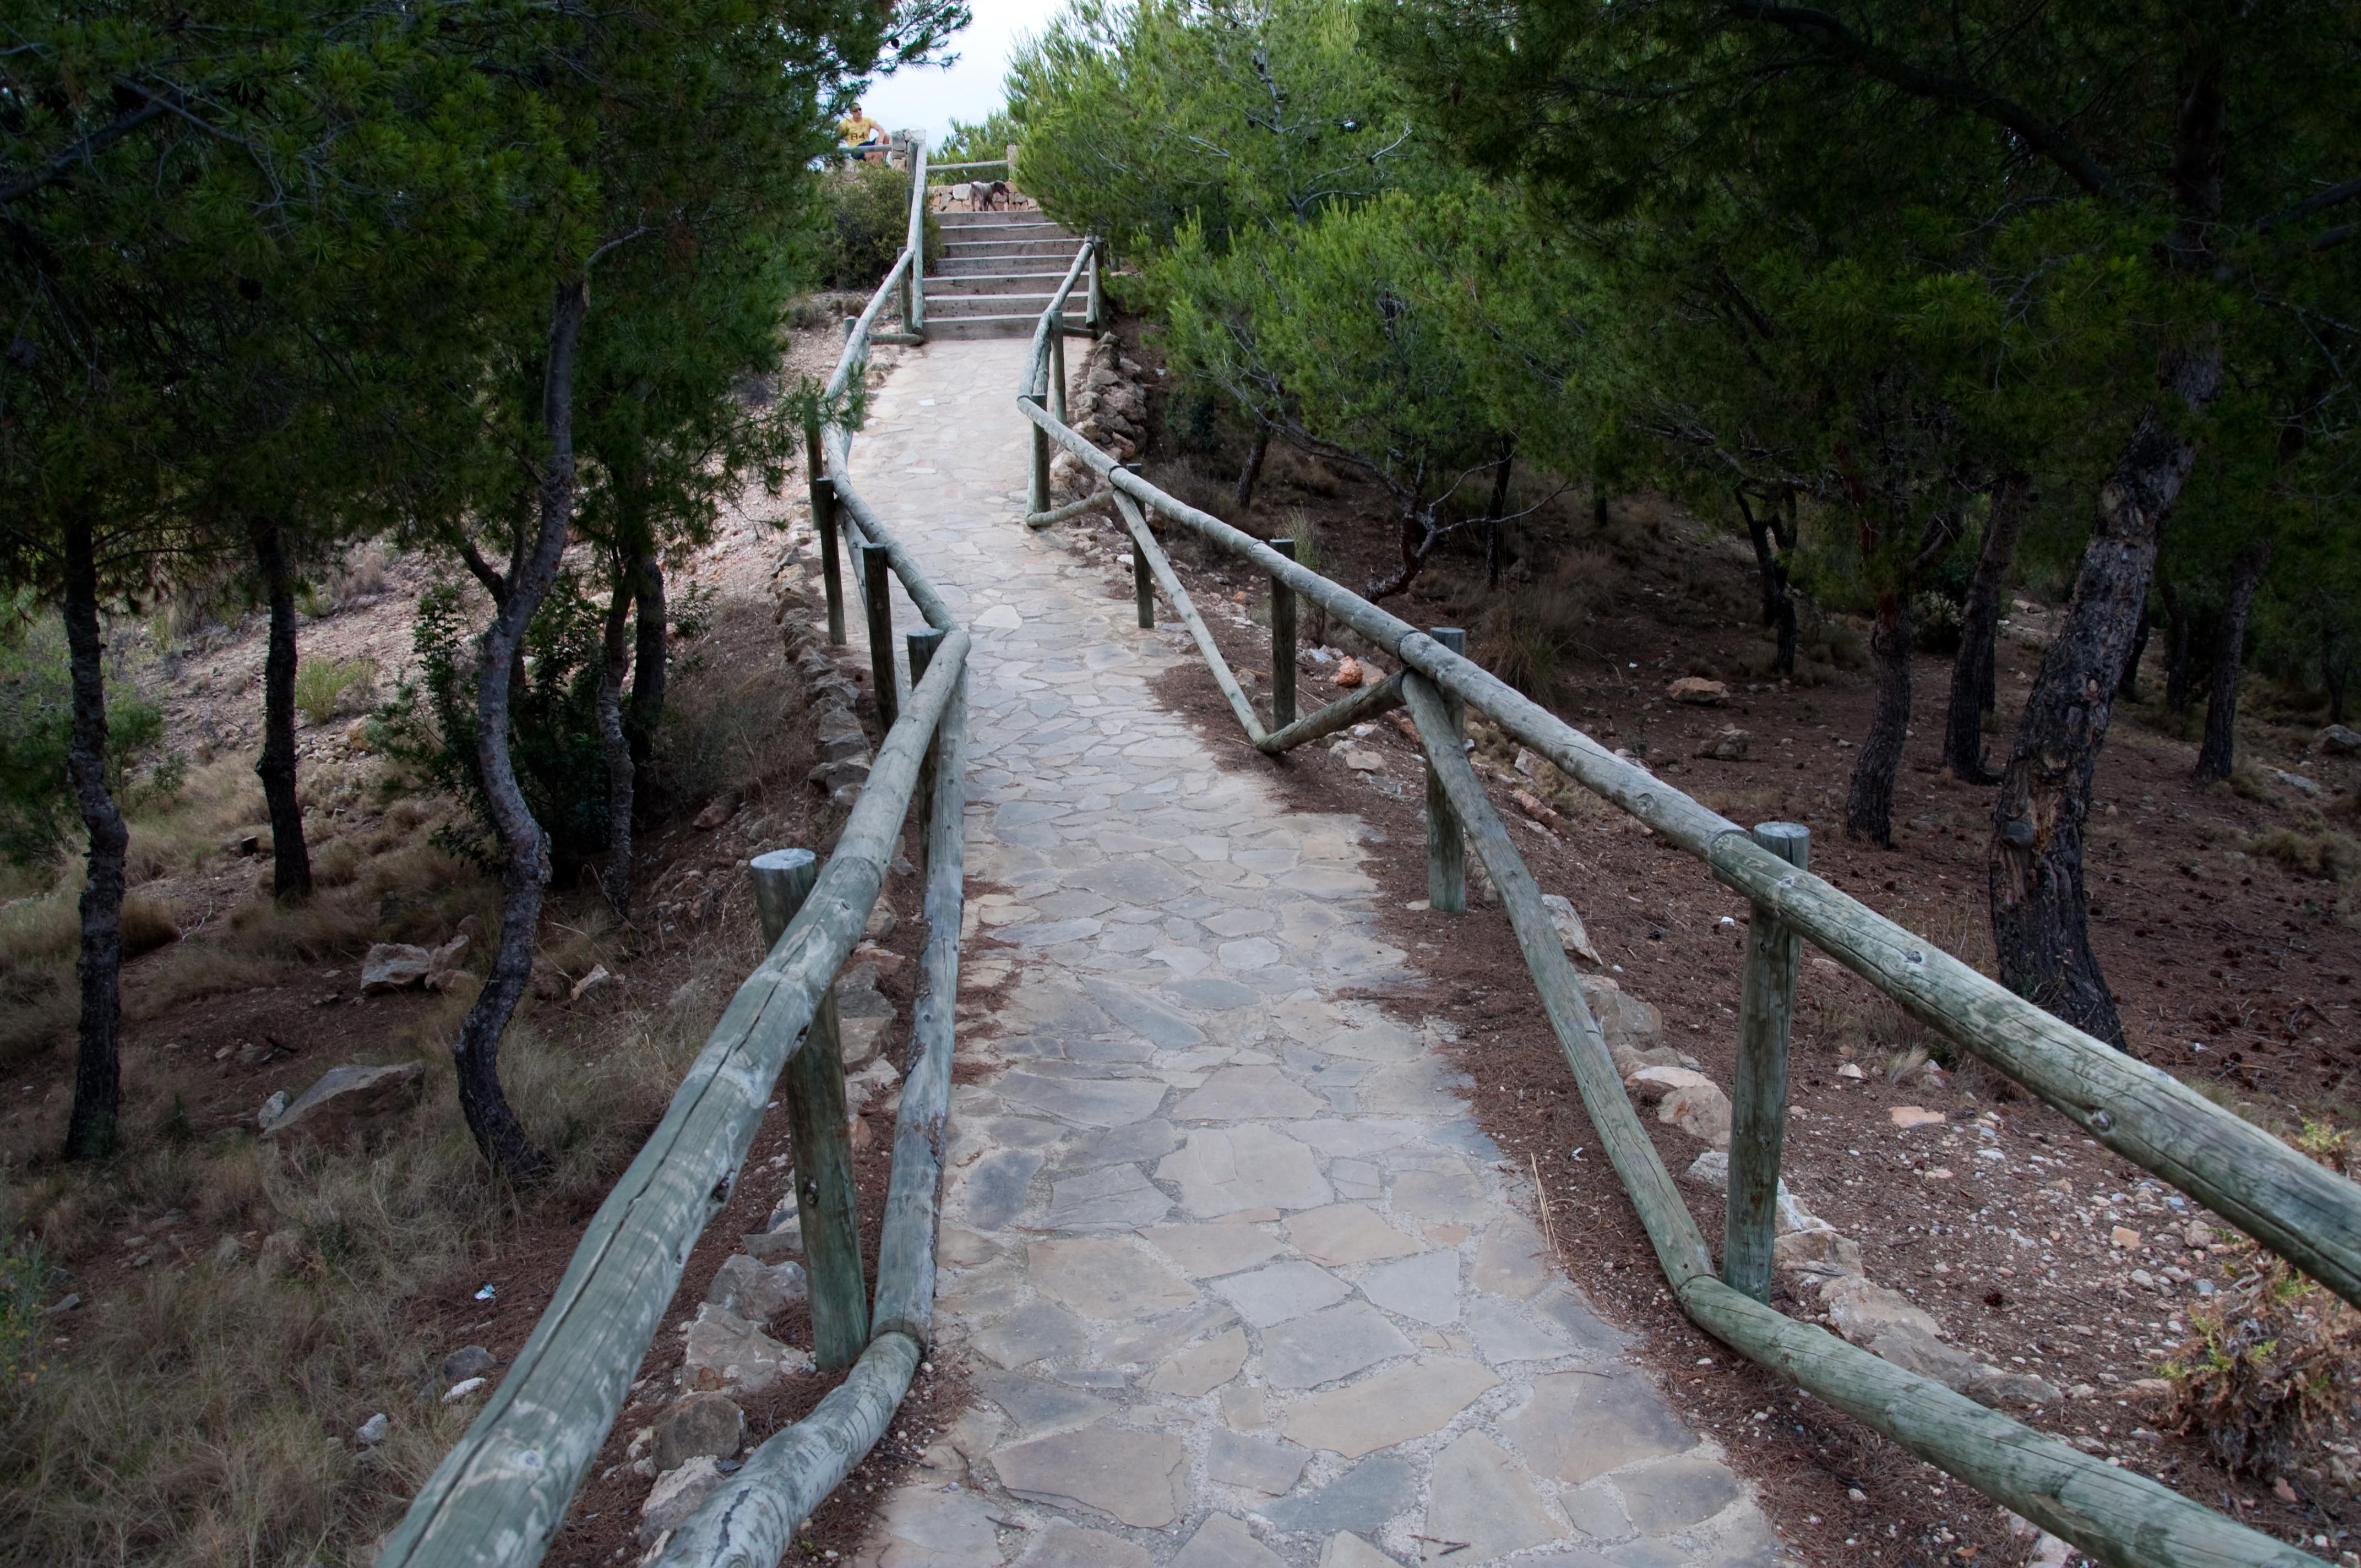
[[638, 1455, 724, 1543], [682, 1303, 809, 1396], [1538, 894, 1603, 965], [1624, 1064, 1715, 1102], [569, 963, 613, 1003], [356, 1413, 389, 1445], [705, 1255, 808, 1324], [257, 1090, 290, 1130], [441, 1377, 487, 1403], [360, 942, 433, 993]]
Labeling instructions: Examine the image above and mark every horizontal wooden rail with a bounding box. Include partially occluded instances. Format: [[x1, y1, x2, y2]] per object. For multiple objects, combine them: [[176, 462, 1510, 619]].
[[1112, 491, 1266, 744], [1256, 671, 1405, 754], [1019, 258, 2359, 1568], [379, 633, 969, 1568]]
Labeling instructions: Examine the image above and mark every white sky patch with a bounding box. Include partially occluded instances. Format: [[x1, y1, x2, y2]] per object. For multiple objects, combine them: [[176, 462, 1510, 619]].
[[858, 0, 1069, 149]]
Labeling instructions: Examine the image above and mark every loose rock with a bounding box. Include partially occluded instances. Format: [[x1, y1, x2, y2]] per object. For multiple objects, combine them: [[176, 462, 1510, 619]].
[[639, 1455, 724, 1543], [2317, 723, 2361, 757], [1666, 676, 1727, 705], [442, 1376, 487, 1403], [260, 1061, 426, 1144], [1658, 1082, 1733, 1148], [569, 964, 613, 1003], [1538, 894, 1603, 966], [1695, 726, 1750, 760], [682, 1303, 809, 1395], [652, 1391, 745, 1472], [441, 1344, 496, 1382], [257, 1090, 290, 1130], [1332, 657, 1364, 689], [359, 943, 433, 993], [704, 1255, 809, 1324]]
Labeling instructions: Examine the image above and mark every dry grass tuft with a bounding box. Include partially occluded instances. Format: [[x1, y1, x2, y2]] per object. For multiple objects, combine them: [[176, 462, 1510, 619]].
[[2166, 1249, 2361, 1498], [2249, 825, 2361, 883], [119, 892, 180, 958]]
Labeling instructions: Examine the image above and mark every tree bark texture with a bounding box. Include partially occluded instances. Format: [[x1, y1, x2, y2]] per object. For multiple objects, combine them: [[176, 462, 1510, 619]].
[[2194, 538, 2272, 783], [1942, 473, 2030, 784], [1989, 350, 2221, 1052], [61, 513, 128, 1161], [597, 563, 636, 914], [2118, 611, 2150, 700], [626, 549, 667, 775], [2162, 579, 2196, 713], [1845, 591, 1913, 846], [1737, 489, 1797, 676], [249, 515, 312, 899], [1232, 427, 1270, 519], [453, 280, 589, 1184], [1482, 441, 1515, 590]]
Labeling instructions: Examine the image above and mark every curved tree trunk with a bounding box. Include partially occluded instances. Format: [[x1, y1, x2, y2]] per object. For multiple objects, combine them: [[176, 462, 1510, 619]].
[[597, 562, 636, 914], [1737, 489, 1798, 676], [1845, 591, 1913, 846], [452, 280, 588, 1185], [248, 515, 312, 900], [61, 513, 128, 1161], [2194, 537, 2272, 783], [625, 548, 667, 775], [1942, 473, 2030, 783], [1989, 352, 2219, 1052], [1232, 427, 1270, 520], [2162, 580, 2196, 714]]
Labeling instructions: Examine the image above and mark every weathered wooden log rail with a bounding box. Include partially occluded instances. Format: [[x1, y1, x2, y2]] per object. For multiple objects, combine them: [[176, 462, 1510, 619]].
[[383, 145, 966, 1568], [1014, 247, 2349, 1568]]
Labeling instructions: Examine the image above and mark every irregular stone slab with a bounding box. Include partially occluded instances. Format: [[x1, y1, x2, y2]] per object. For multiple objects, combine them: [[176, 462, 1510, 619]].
[[1059, 1118, 1182, 1169], [639, 1455, 722, 1543], [704, 1256, 807, 1325], [1106, 1299, 1242, 1369], [682, 1304, 809, 1395], [972, 1302, 1088, 1370], [1259, 1454, 1416, 1535], [1358, 1250, 1461, 1326], [1615, 1454, 1741, 1533], [1465, 1297, 1577, 1364], [867, 1484, 1004, 1566], [1041, 1164, 1174, 1230], [1503, 1371, 1696, 1485], [975, 1369, 1115, 1434], [1209, 1430, 1309, 1496], [1173, 1065, 1326, 1122], [1280, 1359, 1500, 1458], [960, 1148, 1046, 1231], [1166, 977, 1261, 1010], [999, 1071, 1169, 1129], [1318, 1535, 1399, 1568], [1559, 1481, 1635, 1542], [1285, 1204, 1422, 1267], [1426, 1430, 1567, 1561], [1533, 1287, 1628, 1359], [1282, 1118, 1426, 1157], [1172, 1513, 1289, 1568], [1388, 1158, 1488, 1222], [652, 1391, 743, 1472], [1014, 1520, 1156, 1568], [1263, 1302, 1415, 1389], [991, 1422, 1189, 1528], [1144, 1223, 1288, 1278], [1469, 1213, 1551, 1300], [1212, 1261, 1349, 1327], [1082, 976, 1208, 1048], [1158, 1125, 1332, 1216], [1144, 1326, 1248, 1396]]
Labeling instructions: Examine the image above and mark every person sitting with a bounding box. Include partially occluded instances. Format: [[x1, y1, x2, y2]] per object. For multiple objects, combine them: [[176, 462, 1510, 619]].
[[838, 105, 886, 161]]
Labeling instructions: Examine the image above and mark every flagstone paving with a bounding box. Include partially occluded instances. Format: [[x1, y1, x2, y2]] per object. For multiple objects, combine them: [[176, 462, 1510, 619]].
[[831, 337, 1785, 1566]]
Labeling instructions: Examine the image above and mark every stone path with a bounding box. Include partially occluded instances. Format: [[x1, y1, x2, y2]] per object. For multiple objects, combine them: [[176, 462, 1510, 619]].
[[833, 338, 1783, 1567]]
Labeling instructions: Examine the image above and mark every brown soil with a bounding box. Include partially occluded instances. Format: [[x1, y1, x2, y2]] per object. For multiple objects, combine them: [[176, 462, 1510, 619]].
[[1048, 322, 2361, 1566]]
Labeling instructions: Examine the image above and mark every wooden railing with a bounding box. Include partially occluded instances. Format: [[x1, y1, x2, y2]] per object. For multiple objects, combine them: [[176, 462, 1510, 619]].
[[1010, 242, 2353, 1568], [380, 155, 962, 1568]]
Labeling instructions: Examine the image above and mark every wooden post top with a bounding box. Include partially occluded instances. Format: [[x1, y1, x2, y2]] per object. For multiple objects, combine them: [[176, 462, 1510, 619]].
[[749, 848, 819, 944], [1751, 821, 1810, 869]]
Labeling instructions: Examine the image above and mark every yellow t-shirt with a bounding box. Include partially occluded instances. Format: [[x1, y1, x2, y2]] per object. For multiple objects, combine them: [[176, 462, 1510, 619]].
[[839, 112, 884, 148]]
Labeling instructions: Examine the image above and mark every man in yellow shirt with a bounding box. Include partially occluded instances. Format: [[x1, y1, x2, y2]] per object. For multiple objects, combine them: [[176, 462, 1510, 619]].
[[839, 105, 887, 160]]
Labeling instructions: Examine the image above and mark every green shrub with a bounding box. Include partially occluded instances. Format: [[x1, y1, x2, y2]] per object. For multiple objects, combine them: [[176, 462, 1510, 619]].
[[816, 161, 942, 291], [0, 612, 179, 866], [293, 655, 378, 726]]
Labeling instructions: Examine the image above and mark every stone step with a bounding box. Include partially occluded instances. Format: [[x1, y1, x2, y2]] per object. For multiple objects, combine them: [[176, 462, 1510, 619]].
[[923, 270, 1075, 297], [918, 313, 1042, 340], [942, 238, 1088, 261], [926, 292, 1058, 319], [935, 210, 1057, 230], [933, 252, 1083, 277]]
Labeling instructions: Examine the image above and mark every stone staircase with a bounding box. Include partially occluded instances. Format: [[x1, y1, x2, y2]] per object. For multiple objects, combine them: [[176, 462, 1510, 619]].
[[923, 208, 1087, 340]]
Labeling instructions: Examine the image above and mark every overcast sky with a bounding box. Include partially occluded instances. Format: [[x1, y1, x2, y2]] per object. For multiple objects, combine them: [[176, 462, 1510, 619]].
[[858, 0, 1069, 151]]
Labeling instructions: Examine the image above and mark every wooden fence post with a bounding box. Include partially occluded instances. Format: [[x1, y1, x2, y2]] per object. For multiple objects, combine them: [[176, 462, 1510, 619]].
[[808, 424, 845, 647], [1424, 627, 1467, 913], [1724, 821, 1809, 1302], [1269, 537, 1297, 729], [858, 543, 898, 735], [1050, 317, 1068, 423], [1123, 465, 1153, 629], [1086, 240, 1105, 335], [907, 628, 945, 878], [747, 850, 868, 1371], [1025, 392, 1049, 517]]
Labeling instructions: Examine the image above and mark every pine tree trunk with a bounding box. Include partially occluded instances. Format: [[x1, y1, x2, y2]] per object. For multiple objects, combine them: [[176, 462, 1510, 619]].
[[1482, 441, 1515, 590], [1738, 491, 1797, 676], [597, 565, 635, 913], [60, 513, 127, 1161], [1845, 591, 1912, 846], [248, 515, 311, 900], [625, 549, 667, 774], [1232, 427, 1270, 519], [2118, 611, 2151, 700], [451, 280, 588, 1184], [2194, 538, 2272, 783], [1989, 350, 2220, 1051], [2162, 580, 2195, 714], [1943, 473, 2029, 784]]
